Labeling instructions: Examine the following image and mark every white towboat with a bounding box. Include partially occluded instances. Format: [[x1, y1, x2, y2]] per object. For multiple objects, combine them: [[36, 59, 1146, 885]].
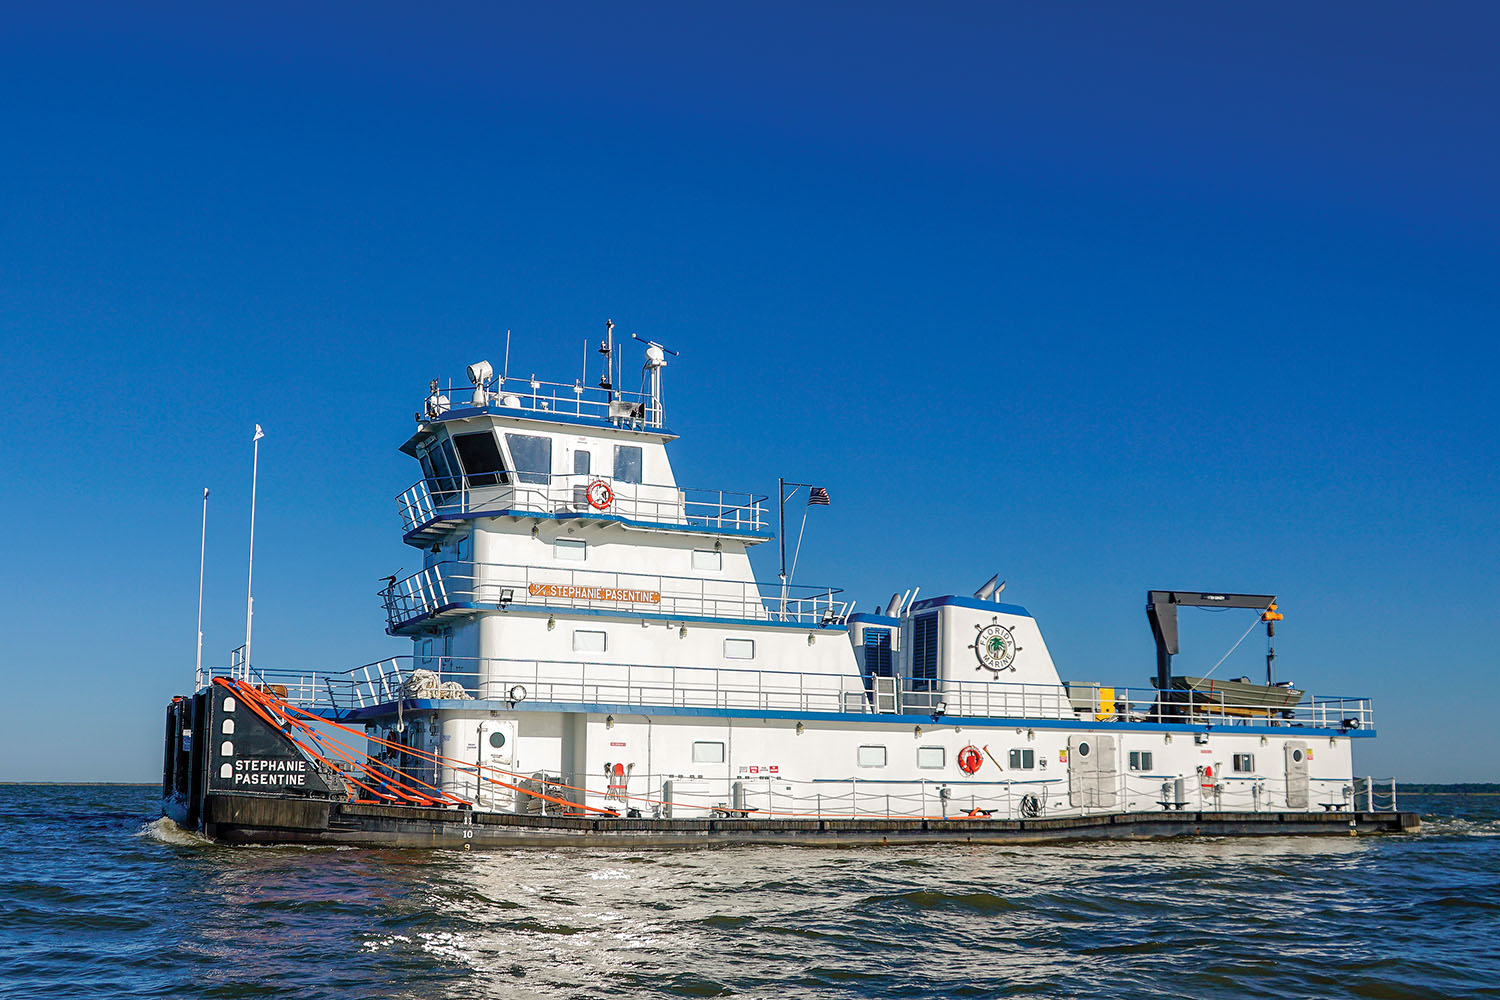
[[161, 325, 1413, 846]]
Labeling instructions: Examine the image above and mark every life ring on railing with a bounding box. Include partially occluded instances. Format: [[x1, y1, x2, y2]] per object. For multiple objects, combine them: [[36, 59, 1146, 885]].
[[586, 480, 614, 510], [957, 745, 984, 775]]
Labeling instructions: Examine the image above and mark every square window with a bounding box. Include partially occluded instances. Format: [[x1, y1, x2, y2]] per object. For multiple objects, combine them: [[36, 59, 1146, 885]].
[[554, 538, 587, 561], [1129, 751, 1154, 771], [692, 741, 725, 764], [1008, 748, 1035, 770], [692, 549, 722, 571], [573, 450, 591, 475], [614, 445, 643, 484], [573, 630, 606, 652], [857, 745, 887, 768], [724, 638, 755, 660], [506, 434, 553, 485], [1233, 753, 1255, 773], [916, 746, 945, 769]]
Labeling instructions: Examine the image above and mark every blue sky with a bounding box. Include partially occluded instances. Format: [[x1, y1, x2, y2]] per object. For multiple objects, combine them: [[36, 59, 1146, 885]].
[[2, 3, 1496, 781]]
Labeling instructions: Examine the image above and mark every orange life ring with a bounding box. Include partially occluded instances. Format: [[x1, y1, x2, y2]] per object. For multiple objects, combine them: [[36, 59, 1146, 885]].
[[957, 745, 983, 775], [586, 480, 614, 510]]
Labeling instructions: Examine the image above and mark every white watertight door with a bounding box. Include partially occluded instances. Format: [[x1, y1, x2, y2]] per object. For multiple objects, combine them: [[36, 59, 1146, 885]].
[[1284, 741, 1309, 809], [1069, 735, 1117, 808]]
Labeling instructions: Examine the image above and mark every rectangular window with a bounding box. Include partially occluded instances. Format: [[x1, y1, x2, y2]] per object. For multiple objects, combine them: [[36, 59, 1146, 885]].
[[441, 629, 453, 667], [1008, 748, 1035, 770], [1129, 751, 1154, 771], [424, 439, 458, 496], [452, 431, 508, 487], [614, 444, 643, 484], [421, 639, 433, 663], [692, 549, 721, 571], [724, 638, 755, 660], [692, 741, 725, 764], [916, 746, 945, 769], [573, 450, 591, 475], [573, 630, 606, 652], [857, 745, 887, 768], [455, 533, 471, 561], [506, 434, 553, 485], [1233, 753, 1255, 773], [554, 538, 587, 561]]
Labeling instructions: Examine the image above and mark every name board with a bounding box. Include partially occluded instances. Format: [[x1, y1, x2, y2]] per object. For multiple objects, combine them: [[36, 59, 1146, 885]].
[[233, 758, 311, 787], [528, 583, 661, 604]]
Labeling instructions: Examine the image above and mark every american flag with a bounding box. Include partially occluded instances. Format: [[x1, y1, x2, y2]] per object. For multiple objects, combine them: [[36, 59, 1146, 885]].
[[807, 486, 831, 506]]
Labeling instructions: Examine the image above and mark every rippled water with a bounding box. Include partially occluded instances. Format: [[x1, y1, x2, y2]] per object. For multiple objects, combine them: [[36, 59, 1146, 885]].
[[2, 786, 1498, 999]]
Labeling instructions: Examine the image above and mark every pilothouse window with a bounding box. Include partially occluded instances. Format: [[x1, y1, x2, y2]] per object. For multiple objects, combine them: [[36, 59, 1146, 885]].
[[506, 434, 552, 485], [613, 445, 643, 484], [452, 431, 507, 487]]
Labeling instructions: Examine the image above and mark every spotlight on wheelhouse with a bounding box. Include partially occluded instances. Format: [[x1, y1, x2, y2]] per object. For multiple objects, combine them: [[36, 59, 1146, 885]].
[[467, 359, 493, 386]]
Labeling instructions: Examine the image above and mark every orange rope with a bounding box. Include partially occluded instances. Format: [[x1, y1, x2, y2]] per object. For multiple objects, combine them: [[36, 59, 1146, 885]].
[[221, 678, 959, 821]]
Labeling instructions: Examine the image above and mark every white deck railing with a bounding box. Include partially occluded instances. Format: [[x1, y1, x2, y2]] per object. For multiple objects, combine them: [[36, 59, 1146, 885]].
[[397, 475, 768, 537], [381, 561, 850, 629], [209, 656, 1375, 732]]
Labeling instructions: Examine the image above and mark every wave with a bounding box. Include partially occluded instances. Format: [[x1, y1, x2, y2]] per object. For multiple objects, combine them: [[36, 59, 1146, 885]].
[[135, 816, 214, 847]]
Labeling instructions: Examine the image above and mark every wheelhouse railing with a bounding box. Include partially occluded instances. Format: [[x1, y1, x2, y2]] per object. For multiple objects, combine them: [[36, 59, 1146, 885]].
[[397, 474, 768, 537], [207, 656, 1374, 733], [380, 561, 850, 630], [424, 375, 663, 428]]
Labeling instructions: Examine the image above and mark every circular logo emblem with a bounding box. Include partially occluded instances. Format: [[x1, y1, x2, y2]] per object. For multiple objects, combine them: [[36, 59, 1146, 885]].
[[972, 622, 1018, 673], [586, 480, 614, 510]]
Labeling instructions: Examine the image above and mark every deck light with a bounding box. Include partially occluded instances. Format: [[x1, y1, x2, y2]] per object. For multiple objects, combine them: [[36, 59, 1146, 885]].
[[547, 615, 555, 630], [679, 625, 687, 638], [467, 360, 493, 386], [795, 722, 805, 735], [606, 715, 614, 729], [914, 726, 923, 737], [498, 588, 514, 607]]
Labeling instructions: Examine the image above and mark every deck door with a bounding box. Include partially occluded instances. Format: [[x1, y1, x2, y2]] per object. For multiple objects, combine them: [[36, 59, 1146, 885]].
[[1284, 741, 1309, 809], [1068, 735, 1118, 808], [476, 720, 518, 810]]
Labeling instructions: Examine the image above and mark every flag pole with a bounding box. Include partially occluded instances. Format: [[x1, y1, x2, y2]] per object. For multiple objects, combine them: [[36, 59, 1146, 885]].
[[195, 487, 209, 691], [243, 425, 264, 680]]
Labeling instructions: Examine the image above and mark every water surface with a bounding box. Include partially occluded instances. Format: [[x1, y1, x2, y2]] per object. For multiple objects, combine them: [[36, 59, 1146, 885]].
[[2, 785, 1496, 998]]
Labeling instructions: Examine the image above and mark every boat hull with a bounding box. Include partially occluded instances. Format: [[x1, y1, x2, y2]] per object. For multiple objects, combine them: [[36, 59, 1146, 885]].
[[198, 792, 1419, 849]]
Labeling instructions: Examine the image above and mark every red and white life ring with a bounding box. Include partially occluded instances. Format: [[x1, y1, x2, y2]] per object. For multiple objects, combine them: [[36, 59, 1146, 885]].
[[957, 745, 984, 775], [586, 480, 614, 510]]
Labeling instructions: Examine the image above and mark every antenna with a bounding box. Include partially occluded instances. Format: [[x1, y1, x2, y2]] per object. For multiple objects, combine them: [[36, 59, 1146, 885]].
[[195, 487, 209, 691], [598, 319, 614, 395], [502, 329, 511, 385]]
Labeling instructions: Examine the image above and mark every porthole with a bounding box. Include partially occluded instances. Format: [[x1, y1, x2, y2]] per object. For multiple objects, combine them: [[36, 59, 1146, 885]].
[[1077, 740, 1091, 758], [1292, 748, 1304, 763], [488, 731, 507, 749]]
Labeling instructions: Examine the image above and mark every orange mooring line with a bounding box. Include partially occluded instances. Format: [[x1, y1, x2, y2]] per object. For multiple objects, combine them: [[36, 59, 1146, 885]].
[[219, 678, 950, 820]]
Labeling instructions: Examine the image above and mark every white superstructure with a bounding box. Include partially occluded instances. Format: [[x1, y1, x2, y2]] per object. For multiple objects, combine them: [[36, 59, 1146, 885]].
[[221, 327, 1377, 822]]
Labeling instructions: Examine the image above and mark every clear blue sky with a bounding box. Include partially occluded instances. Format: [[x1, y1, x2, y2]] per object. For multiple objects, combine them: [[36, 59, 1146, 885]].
[[2, 3, 1495, 782]]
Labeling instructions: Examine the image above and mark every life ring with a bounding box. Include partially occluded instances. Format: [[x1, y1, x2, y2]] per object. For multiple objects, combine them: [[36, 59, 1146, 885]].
[[957, 745, 983, 775], [586, 480, 614, 510]]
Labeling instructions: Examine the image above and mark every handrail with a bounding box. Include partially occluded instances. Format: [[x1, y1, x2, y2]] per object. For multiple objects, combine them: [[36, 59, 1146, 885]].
[[208, 656, 1374, 732], [424, 374, 663, 426], [397, 474, 769, 536], [380, 560, 851, 629]]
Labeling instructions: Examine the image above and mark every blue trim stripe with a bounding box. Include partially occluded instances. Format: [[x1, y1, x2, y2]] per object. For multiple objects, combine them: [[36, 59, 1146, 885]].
[[910, 595, 1035, 619]]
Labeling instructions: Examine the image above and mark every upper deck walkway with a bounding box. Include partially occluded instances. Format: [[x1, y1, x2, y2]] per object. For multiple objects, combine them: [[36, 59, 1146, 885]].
[[398, 475, 769, 545], [381, 560, 851, 631], [212, 657, 1376, 734]]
